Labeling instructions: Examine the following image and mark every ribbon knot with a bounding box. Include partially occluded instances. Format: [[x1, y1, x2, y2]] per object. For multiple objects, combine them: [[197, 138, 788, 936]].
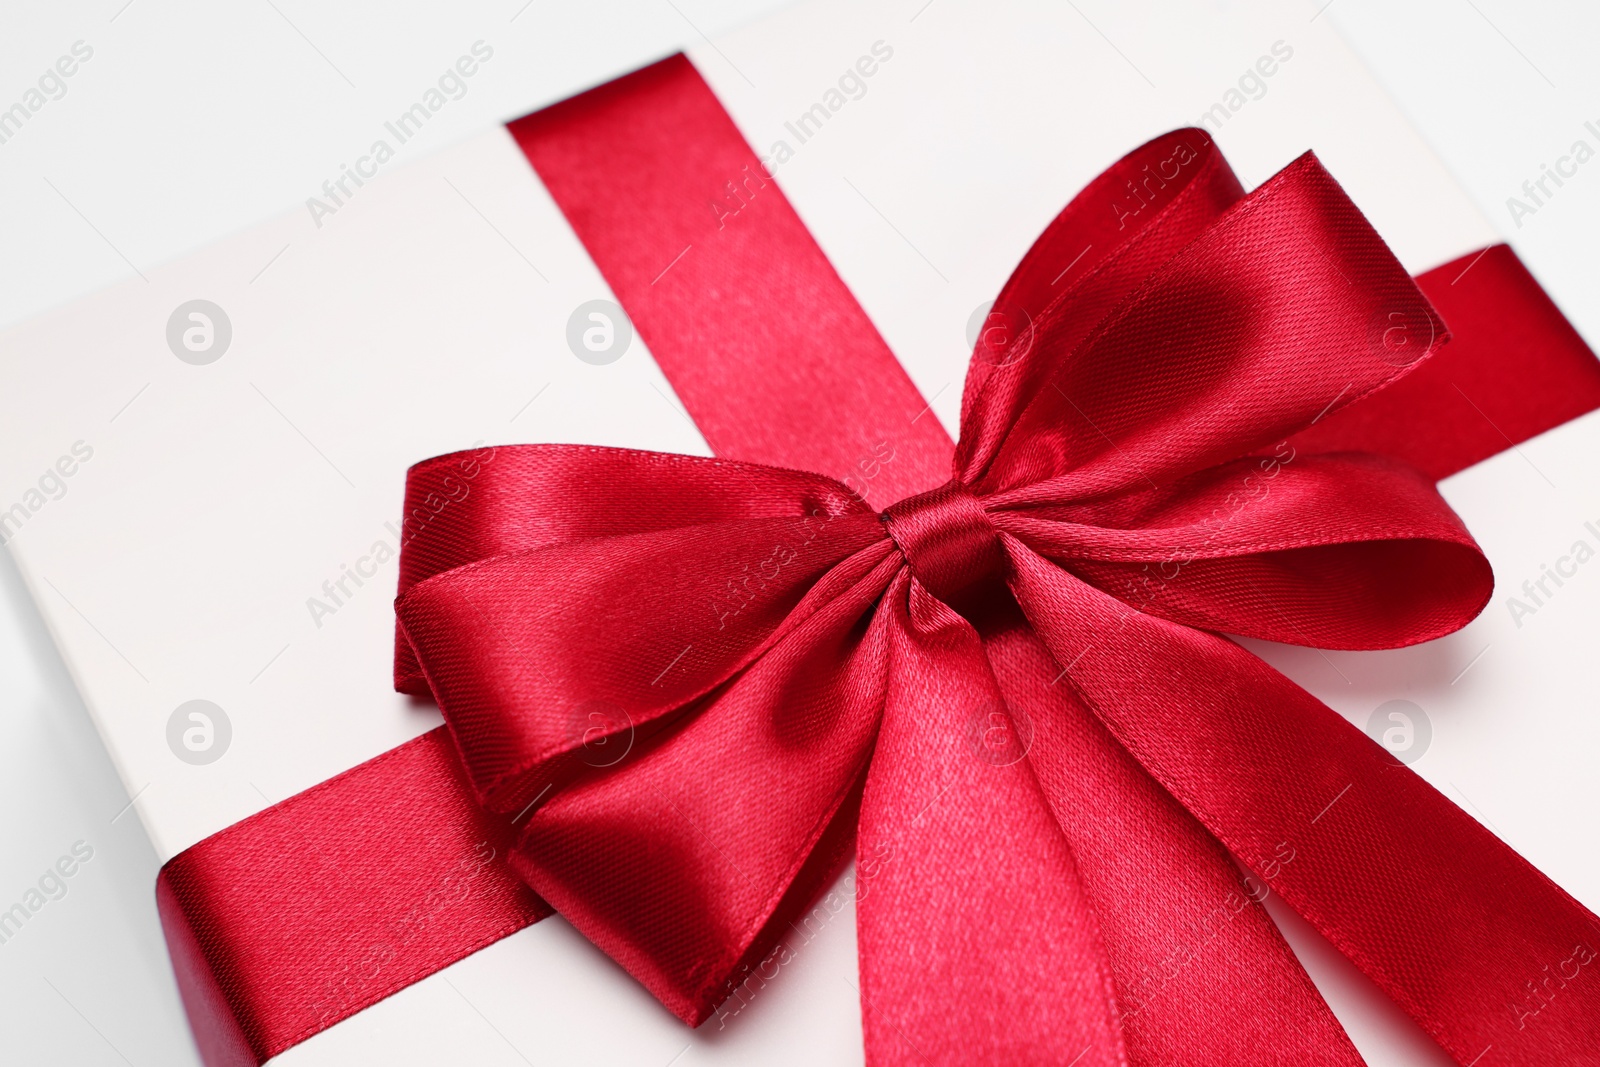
[[882, 479, 1002, 607]]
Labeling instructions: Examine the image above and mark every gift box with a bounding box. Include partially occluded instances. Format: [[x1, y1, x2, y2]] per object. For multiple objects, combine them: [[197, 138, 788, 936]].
[[4, 0, 1600, 1064]]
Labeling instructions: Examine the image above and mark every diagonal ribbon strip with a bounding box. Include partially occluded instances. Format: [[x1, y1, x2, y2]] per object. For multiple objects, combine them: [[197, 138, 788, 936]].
[[157, 54, 1600, 1067]]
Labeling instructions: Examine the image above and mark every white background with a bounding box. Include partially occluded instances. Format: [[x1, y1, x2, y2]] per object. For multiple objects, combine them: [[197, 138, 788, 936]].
[[1, 1, 1596, 1063]]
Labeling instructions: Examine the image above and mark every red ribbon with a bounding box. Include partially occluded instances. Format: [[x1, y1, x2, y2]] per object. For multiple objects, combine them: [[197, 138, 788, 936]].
[[158, 55, 1600, 1066]]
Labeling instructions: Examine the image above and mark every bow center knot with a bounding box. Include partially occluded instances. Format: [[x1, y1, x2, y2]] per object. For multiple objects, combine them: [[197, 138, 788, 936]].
[[882, 480, 1004, 606]]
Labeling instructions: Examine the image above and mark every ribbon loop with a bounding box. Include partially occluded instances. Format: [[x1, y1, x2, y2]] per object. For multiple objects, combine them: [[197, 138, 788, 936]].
[[988, 450, 1494, 648], [968, 151, 1447, 504], [509, 542, 903, 1024]]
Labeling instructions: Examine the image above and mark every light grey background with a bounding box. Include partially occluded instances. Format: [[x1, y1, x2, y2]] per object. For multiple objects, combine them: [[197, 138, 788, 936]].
[[1, 0, 1595, 1063]]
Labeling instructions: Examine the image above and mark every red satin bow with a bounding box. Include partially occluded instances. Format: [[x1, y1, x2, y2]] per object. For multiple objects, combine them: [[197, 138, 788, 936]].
[[392, 131, 1600, 1066]]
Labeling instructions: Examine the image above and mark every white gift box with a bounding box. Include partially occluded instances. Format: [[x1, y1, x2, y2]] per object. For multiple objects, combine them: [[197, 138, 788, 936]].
[[2, 0, 1596, 1064]]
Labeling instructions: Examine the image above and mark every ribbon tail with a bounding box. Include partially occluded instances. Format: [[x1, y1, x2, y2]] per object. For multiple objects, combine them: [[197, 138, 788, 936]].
[[856, 576, 1127, 1066], [981, 603, 1365, 1065], [1008, 541, 1600, 1067]]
